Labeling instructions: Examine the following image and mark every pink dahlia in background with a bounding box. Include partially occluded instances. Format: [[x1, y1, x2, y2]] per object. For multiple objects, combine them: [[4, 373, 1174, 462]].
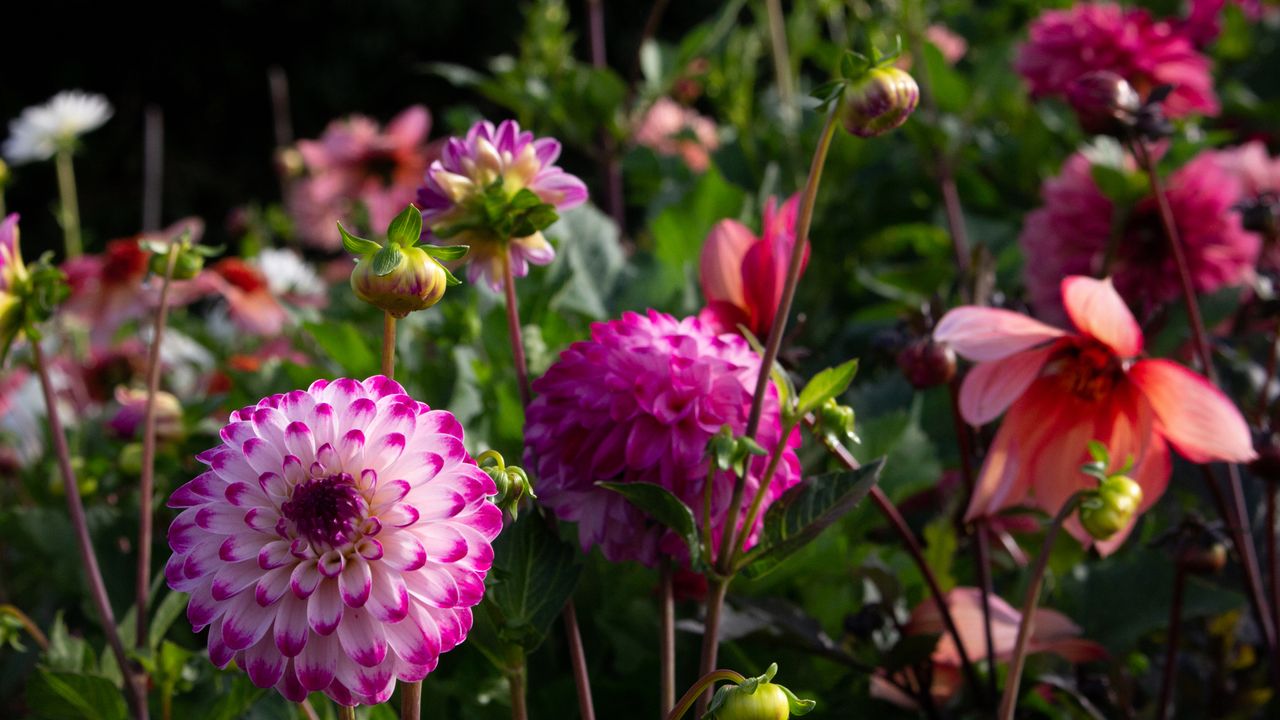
[[524, 310, 801, 567], [1182, 0, 1269, 47], [1016, 3, 1218, 118], [166, 376, 501, 706], [871, 588, 1105, 709], [935, 276, 1256, 552], [418, 119, 588, 291], [288, 106, 432, 251], [633, 97, 720, 173], [1020, 151, 1259, 322], [698, 194, 807, 340]]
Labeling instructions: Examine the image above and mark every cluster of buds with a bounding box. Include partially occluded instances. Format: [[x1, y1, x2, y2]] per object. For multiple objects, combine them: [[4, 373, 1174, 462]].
[[477, 450, 536, 519], [139, 223, 217, 281], [814, 398, 858, 449], [1066, 71, 1173, 142], [1077, 441, 1144, 540], [0, 214, 68, 362], [812, 41, 920, 139], [341, 204, 465, 317], [708, 425, 768, 477], [706, 664, 815, 720]]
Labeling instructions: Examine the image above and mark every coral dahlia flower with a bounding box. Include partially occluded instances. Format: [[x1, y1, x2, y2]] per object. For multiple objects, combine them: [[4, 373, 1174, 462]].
[[872, 587, 1105, 709], [1016, 3, 1218, 118], [698, 194, 807, 340], [166, 376, 501, 706], [524, 310, 801, 567], [418, 119, 587, 291], [1020, 151, 1258, 323], [935, 276, 1255, 552]]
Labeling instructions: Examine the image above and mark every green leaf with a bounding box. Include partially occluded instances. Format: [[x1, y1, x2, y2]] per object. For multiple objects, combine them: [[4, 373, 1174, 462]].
[[741, 459, 884, 578], [796, 360, 859, 416], [599, 482, 702, 568], [922, 518, 957, 592], [486, 513, 582, 651], [1090, 164, 1148, 207], [45, 614, 92, 673], [370, 244, 404, 277], [421, 244, 470, 261], [441, 262, 463, 287], [385, 205, 423, 246], [840, 51, 870, 80], [27, 670, 127, 720], [921, 42, 969, 114], [650, 167, 747, 273], [304, 321, 379, 378], [338, 222, 381, 256], [147, 590, 188, 650]]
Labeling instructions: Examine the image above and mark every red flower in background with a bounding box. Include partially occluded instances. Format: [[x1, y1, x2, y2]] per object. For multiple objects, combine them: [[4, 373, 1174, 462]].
[[935, 276, 1255, 553], [1017, 3, 1218, 118], [698, 194, 807, 340]]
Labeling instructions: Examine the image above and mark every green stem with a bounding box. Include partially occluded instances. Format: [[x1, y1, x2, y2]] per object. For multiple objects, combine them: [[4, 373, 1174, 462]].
[[729, 425, 794, 567], [660, 562, 676, 715], [997, 492, 1086, 720], [694, 581, 731, 716], [508, 664, 528, 720], [337, 704, 355, 720], [136, 245, 179, 651], [0, 603, 49, 651], [382, 312, 396, 380], [400, 680, 421, 720], [668, 668, 747, 720], [502, 255, 532, 407], [55, 149, 83, 259], [764, 0, 797, 130]]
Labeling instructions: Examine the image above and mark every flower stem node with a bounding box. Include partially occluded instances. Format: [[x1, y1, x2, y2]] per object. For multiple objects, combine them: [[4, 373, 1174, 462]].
[[341, 204, 467, 318], [477, 450, 536, 520], [707, 664, 815, 720], [1079, 474, 1143, 541]]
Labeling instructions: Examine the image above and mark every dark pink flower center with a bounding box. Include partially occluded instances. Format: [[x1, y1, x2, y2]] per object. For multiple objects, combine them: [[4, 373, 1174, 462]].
[[282, 473, 366, 547], [1053, 340, 1123, 401]]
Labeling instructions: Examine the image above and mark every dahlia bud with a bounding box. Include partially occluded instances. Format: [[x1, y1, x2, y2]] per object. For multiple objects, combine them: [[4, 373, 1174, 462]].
[[1067, 71, 1140, 138], [1079, 474, 1143, 540], [897, 338, 957, 389], [477, 450, 536, 520], [816, 398, 858, 447], [840, 67, 919, 138], [709, 664, 815, 720], [140, 222, 213, 281], [342, 204, 464, 318]]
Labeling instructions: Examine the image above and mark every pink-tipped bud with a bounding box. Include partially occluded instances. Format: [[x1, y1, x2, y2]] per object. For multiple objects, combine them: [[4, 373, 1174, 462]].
[[1067, 71, 1140, 138], [841, 67, 920, 138], [1079, 474, 1143, 540], [350, 245, 448, 318]]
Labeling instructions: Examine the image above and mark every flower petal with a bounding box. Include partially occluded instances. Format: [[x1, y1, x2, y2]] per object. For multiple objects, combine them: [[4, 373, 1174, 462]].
[[1061, 276, 1142, 357], [1129, 359, 1257, 463], [934, 307, 1066, 362], [958, 344, 1056, 425]]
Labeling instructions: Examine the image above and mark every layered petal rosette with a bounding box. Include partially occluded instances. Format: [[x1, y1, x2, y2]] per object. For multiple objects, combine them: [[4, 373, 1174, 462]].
[[418, 119, 587, 291], [166, 376, 501, 706], [935, 276, 1255, 552], [524, 310, 801, 567]]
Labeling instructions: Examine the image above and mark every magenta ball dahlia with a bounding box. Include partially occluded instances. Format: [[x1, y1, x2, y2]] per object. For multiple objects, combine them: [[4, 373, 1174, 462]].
[[1020, 150, 1259, 323], [524, 310, 802, 568], [1016, 3, 1218, 119], [165, 376, 501, 706]]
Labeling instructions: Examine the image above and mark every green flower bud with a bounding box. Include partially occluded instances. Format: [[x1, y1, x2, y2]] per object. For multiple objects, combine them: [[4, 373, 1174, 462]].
[[716, 683, 791, 720], [351, 245, 449, 318], [840, 67, 919, 138], [1079, 474, 1143, 540], [817, 398, 857, 446], [149, 247, 204, 280]]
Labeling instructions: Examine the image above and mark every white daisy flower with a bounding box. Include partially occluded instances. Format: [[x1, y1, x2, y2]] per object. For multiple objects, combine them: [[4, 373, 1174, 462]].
[[257, 247, 326, 304], [3, 91, 113, 165]]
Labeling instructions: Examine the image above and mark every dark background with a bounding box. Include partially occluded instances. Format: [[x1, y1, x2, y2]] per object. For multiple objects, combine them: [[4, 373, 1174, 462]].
[[0, 0, 712, 257]]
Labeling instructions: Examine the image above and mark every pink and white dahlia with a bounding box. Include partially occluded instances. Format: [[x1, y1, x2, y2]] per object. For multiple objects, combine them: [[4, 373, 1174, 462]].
[[418, 119, 588, 291], [287, 106, 433, 251], [166, 376, 501, 706], [524, 310, 801, 567], [1016, 3, 1218, 118], [1020, 151, 1259, 323]]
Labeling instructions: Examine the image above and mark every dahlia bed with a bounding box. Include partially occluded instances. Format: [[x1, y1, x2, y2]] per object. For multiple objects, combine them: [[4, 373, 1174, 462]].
[[1, 1, 1279, 719]]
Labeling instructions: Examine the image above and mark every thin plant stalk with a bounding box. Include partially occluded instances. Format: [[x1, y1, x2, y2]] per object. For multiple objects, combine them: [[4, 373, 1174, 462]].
[[400, 679, 421, 720], [997, 492, 1086, 720], [1155, 561, 1187, 720], [659, 562, 676, 715], [693, 581, 730, 715], [667, 669, 746, 720], [1256, 327, 1279, 426], [726, 430, 791, 561], [136, 245, 180, 650], [764, 0, 797, 130], [33, 341, 148, 719], [0, 604, 49, 651], [54, 149, 84, 258], [500, 251, 596, 720], [142, 107, 164, 234], [810, 420, 986, 701], [508, 666, 528, 720], [584, 0, 625, 231], [382, 312, 396, 379], [337, 705, 355, 720], [299, 699, 319, 720], [1133, 138, 1277, 654], [1270, 486, 1279, 648]]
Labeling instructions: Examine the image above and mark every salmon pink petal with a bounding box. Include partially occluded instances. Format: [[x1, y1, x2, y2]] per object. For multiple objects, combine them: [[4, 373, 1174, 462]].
[[934, 307, 1065, 362], [1129, 359, 1257, 463], [958, 344, 1056, 425], [1061, 276, 1142, 357]]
